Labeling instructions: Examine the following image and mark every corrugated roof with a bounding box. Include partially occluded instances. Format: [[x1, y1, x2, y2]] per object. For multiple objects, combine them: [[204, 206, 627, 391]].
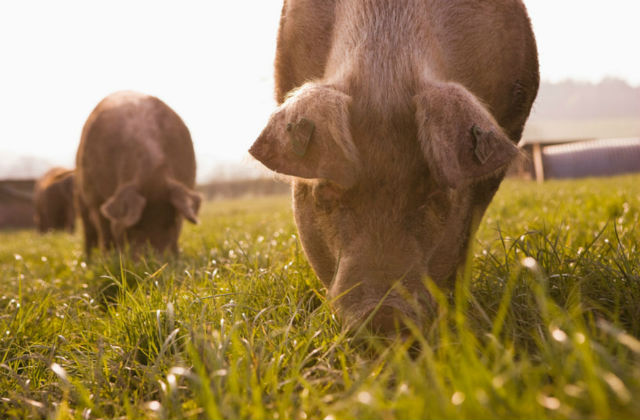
[[541, 137, 640, 179]]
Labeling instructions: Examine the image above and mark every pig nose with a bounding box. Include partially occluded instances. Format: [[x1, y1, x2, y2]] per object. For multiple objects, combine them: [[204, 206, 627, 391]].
[[337, 294, 421, 336], [364, 304, 415, 335]]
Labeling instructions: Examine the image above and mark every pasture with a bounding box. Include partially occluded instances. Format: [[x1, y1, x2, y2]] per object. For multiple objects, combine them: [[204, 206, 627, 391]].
[[1, 176, 639, 419]]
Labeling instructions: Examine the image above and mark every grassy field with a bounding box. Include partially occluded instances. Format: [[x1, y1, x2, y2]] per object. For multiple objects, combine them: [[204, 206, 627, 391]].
[[1, 175, 640, 419]]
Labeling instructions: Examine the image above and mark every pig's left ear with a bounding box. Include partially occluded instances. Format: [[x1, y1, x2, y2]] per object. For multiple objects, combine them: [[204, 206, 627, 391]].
[[168, 179, 201, 224], [249, 83, 360, 189], [414, 82, 519, 189]]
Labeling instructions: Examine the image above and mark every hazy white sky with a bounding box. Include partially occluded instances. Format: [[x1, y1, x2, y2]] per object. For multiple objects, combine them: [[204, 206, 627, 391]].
[[1, 1, 639, 180]]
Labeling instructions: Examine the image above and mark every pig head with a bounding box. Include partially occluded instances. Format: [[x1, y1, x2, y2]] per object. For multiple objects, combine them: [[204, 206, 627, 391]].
[[250, 0, 539, 332], [76, 91, 201, 256], [97, 177, 201, 253], [251, 81, 519, 330]]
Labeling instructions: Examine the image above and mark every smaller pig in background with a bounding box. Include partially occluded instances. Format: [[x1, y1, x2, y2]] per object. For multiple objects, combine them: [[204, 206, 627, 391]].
[[75, 91, 201, 256], [34, 167, 76, 233]]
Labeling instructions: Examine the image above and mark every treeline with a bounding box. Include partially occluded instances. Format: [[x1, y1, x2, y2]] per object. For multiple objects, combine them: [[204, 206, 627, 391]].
[[532, 78, 640, 120]]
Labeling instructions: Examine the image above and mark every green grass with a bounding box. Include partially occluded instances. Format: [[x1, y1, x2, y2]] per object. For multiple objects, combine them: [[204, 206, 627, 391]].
[[1, 177, 640, 419]]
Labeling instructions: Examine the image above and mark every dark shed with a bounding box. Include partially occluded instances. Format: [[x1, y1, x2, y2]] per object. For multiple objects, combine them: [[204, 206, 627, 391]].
[[0, 179, 35, 229]]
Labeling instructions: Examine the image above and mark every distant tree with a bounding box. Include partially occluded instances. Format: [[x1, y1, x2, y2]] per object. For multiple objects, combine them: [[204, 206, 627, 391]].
[[531, 78, 640, 120]]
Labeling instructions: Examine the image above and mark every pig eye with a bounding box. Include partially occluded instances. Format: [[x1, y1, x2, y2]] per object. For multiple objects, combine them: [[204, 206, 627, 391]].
[[312, 181, 342, 211]]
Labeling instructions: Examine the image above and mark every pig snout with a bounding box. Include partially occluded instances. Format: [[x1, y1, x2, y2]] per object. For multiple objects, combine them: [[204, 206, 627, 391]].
[[329, 260, 434, 334]]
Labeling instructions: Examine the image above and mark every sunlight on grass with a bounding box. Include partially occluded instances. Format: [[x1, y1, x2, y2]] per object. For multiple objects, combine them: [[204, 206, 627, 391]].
[[1, 177, 639, 419]]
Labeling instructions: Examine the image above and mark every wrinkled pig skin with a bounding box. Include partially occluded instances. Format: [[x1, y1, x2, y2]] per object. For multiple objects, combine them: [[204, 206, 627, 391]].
[[251, 0, 539, 332], [75, 91, 201, 256]]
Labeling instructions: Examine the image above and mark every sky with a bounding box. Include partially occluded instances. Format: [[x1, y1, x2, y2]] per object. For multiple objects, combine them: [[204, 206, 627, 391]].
[[1, 0, 639, 181]]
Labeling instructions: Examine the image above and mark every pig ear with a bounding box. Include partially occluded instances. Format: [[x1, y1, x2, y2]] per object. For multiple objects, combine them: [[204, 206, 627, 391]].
[[249, 83, 360, 189], [100, 185, 146, 236], [168, 179, 201, 224], [414, 83, 519, 189]]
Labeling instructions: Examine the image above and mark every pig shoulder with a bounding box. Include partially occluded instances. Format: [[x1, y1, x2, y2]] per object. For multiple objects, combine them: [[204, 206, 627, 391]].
[[275, 0, 337, 103], [425, 0, 539, 140]]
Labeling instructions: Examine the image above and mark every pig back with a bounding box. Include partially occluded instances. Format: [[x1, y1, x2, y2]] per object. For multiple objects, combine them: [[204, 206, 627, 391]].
[[274, 0, 538, 140], [76, 91, 196, 205]]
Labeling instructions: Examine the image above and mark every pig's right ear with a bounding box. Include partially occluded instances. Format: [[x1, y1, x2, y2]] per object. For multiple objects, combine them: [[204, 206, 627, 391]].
[[249, 83, 360, 189], [100, 185, 146, 237]]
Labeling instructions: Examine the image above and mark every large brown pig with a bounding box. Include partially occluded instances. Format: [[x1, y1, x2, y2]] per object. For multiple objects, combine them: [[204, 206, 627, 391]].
[[34, 167, 75, 233], [75, 91, 201, 256], [250, 0, 539, 332]]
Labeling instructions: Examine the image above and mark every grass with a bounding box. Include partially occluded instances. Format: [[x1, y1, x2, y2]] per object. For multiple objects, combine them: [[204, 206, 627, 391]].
[[1, 176, 640, 419]]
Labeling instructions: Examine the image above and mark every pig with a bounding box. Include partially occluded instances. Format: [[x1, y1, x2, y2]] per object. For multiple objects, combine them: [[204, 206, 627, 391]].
[[75, 91, 201, 256], [250, 0, 539, 332], [33, 167, 75, 233]]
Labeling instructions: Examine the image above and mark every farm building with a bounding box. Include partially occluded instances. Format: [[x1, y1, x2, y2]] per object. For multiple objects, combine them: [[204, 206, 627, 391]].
[[0, 179, 35, 229], [514, 137, 640, 182]]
